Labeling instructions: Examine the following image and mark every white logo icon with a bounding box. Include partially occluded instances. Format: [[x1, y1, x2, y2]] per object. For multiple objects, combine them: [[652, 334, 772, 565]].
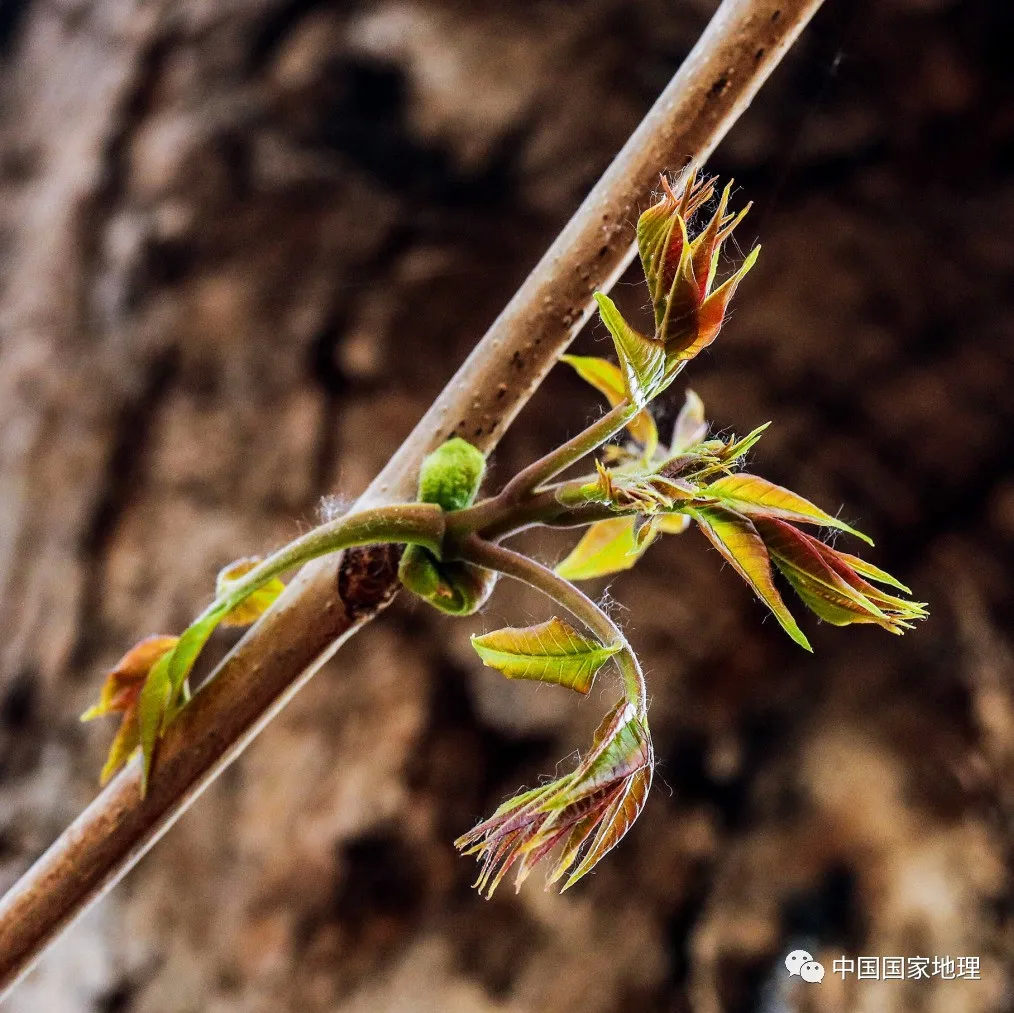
[[785, 949, 825, 983], [800, 960, 825, 983]]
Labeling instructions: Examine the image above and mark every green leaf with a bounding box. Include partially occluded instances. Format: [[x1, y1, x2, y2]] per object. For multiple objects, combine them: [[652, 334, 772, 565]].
[[560, 355, 658, 455], [689, 506, 811, 651], [719, 423, 769, 465], [832, 551, 911, 593], [137, 651, 173, 794], [167, 602, 230, 697], [471, 618, 621, 694], [708, 474, 872, 544], [555, 516, 655, 581], [216, 558, 287, 627], [593, 292, 667, 406]]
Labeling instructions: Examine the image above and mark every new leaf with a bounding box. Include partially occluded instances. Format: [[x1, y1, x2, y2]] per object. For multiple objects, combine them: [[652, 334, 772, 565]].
[[471, 618, 621, 695], [216, 557, 287, 627], [708, 474, 872, 544], [556, 516, 655, 581], [689, 505, 811, 651], [593, 292, 667, 406]]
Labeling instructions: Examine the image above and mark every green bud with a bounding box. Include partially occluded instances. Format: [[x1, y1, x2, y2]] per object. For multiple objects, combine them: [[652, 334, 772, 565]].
[[399, 545, 497, 616], [418, 437, 486, 511], [401, 438, 493, 615]]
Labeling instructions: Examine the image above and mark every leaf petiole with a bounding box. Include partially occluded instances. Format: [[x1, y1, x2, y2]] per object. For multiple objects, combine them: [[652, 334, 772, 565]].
[[500, 400, 639, 500], [167, 501, 446, 698], [135, 501, 447, 792], [445, 399, 642, 543]]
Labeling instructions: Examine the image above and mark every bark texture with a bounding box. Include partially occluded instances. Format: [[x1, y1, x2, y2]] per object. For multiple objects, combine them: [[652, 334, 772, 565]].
[[1, 1, 1012, 1012]]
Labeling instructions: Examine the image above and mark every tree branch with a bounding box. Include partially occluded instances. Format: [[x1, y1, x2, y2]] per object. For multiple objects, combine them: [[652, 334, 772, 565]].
[[0, 0, 825, 994]]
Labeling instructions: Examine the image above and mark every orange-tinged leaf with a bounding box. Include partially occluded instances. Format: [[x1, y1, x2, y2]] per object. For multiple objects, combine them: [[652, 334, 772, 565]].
[[512, 822, 577, 890], [638, 192, 681, 311], [470, 618, 621, 695], [754, 517, 926, 634], [674, 246, 759, 364], [689, 506, 811, 651], [690, 182, 753, 300], [778, 568, 888, 628], [81, 634, 179, 721], [216, 558, 287, 627], [562, 764, 652, 890], [708, 473, 872, 544], [637, 172, 714, 317], [756, 518, 880, 596], [456, 698, 654, 896], [99, 708, 140, 786], [560, 355, 658, 454], [689, 180, 732, 297], [555, 517, 654, 581], [545, 804, 608, 884], [657, 215, 700, 344]]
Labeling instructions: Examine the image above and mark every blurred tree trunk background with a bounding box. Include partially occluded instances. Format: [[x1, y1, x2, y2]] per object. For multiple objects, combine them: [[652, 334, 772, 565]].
[[1, 1, 1012, 1011]]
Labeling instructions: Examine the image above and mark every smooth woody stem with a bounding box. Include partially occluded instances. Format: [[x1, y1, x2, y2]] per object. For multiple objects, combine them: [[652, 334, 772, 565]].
[[459, 535, 647, 716]]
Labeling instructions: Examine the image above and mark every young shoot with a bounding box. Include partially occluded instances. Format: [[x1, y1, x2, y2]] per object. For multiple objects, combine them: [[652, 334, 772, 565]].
[[83, 171, 926, 894]]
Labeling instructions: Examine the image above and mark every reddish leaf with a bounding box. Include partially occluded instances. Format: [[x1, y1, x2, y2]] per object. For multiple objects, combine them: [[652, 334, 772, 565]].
[[708, 473, 872, 544], [690, 506, 811, 651]]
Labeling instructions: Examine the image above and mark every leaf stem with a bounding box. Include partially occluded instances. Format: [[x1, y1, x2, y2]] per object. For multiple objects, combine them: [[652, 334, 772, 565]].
[[166, 502, 445, 694], [459, 535, 647, 716], [501, 400, 636, 500], [226, 502, 444, 603], [450, 477, 698, 542], [446, 400, 637, 540]]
